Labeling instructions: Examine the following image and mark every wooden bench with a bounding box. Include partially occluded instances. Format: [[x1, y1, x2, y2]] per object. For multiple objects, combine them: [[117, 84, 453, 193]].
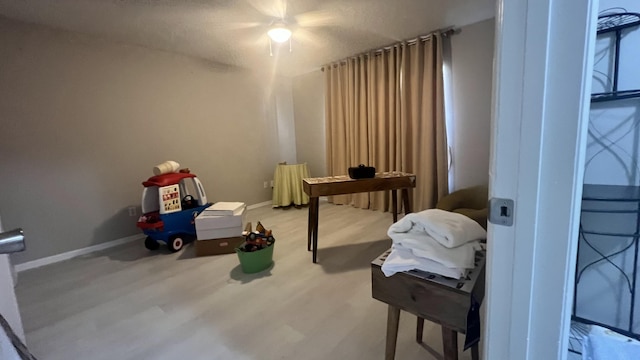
[[371, 249, 485, 360]]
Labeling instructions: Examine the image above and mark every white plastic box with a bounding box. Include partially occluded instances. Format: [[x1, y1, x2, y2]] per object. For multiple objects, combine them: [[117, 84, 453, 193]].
[[195, 205, 245, 240]]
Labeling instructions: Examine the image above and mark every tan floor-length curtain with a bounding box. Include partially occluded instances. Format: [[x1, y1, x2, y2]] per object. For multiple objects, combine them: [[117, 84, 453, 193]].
[[402, 34, 448, 210], [324, 33, 447, 212], [325, 54, 371, 208]]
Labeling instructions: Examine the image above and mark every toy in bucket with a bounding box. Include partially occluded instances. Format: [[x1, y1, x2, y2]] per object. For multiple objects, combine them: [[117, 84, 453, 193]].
[[235, 222, 275, 273]]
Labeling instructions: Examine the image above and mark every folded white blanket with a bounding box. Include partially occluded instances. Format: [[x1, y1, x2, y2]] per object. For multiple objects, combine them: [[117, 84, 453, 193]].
[[388, 209, 486, 248], [381, 246, 468, 279], [390, 227, 479, 268]]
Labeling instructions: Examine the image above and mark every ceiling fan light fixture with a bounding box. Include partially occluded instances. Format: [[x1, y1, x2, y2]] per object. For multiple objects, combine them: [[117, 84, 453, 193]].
[[268, 23, 292, 43]]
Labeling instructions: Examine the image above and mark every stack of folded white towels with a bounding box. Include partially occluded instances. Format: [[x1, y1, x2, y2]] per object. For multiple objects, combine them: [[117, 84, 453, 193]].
[[381, 209, 487, 279]]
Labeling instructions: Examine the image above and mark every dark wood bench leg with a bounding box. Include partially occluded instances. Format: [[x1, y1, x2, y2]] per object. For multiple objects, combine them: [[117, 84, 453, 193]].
[[471, 343, 480, 360], [385, 306, 401, 360], [442, 326, 459, 360], [416, 316, 424, 343], [419, 318, 472, 360]]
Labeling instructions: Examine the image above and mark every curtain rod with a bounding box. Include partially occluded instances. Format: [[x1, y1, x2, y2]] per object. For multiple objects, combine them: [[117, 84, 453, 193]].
[[400, 26, 458, 46], [321, 27, 459, 71]]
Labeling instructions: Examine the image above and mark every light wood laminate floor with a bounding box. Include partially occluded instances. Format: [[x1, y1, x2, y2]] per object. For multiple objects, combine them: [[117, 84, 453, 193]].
[[16, 202, 475, 360]]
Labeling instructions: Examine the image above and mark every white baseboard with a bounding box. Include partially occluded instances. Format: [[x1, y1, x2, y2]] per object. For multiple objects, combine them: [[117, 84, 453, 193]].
[[15, 234, 144, 273], [247, 200, 272, 210]]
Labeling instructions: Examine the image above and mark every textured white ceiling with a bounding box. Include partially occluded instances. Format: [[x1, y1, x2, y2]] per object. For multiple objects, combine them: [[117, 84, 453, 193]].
[[0, 0, 495, 77]]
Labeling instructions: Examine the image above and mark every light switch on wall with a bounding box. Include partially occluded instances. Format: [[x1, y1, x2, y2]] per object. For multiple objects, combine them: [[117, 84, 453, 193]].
[[488, 198, 514, 226]]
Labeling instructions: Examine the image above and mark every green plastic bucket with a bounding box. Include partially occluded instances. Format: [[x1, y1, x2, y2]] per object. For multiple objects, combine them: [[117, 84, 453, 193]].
[[235, 243, 275, 273]]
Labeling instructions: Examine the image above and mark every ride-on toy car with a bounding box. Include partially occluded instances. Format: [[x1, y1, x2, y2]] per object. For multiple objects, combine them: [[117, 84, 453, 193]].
[[136, 168, 210, 252]]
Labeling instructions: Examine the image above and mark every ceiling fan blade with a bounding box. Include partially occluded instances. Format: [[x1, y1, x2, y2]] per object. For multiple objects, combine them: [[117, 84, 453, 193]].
[[292, 28, 329, 48], [220, 21, 263, 31], [246, 0, 288, 19], [294, 10, 339, 28]]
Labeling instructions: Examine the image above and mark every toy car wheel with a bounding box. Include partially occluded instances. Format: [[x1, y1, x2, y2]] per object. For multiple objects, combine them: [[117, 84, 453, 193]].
[[168, 236, 184, 252], [144, 236, 159, 250], [249, 233, 257, 241], [267, 236, 275, 243]]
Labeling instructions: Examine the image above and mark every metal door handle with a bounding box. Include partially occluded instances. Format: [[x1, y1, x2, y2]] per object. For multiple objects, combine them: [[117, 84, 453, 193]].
[[0, 229, 25, 254]]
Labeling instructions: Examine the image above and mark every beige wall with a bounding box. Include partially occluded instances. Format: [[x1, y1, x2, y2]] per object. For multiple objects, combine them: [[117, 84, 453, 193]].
[[0, 17, 294, 264], [292, 70, 325, 177], [449, 18, 495, 190], [273, 77, 298, 164]]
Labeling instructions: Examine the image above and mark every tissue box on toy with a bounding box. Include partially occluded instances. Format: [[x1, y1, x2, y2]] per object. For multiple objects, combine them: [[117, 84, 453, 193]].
[[195, 202, 246, 240]]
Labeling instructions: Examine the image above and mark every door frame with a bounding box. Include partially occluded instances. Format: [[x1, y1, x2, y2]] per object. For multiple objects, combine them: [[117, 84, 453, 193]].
[[484, 0, 599, 359]]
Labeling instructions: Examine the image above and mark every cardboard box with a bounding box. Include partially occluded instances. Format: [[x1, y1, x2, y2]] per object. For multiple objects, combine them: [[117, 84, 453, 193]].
[[195, 206, 245, 240], [195, 236, 244, 256]]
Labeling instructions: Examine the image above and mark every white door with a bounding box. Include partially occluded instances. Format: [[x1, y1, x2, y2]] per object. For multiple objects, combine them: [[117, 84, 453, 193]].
[[0, 217, 25, 343], [484, 0, 598, 359]]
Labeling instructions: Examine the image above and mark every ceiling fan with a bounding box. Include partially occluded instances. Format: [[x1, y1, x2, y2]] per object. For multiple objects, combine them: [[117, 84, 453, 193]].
[[212, 0, 341, 56]]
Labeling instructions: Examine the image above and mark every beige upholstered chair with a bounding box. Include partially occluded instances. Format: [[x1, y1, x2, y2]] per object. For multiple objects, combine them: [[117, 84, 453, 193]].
[[436, 185, 488, 229]]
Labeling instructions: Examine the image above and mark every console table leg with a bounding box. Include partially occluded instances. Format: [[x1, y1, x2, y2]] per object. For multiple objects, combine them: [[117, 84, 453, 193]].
[[312, 197, 320, 263], [401, 188, 412, 214], [442, 326, 458, 360], [385, 306, 401, 360], [392, 190, 398, 223], [307, 197, 316, 251], [416, 316, 424, 343]]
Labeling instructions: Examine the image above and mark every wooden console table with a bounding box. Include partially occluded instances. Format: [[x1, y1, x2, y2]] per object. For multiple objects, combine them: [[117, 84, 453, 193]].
[[371, 249, 485, 360], [302, 172, 416, 263]]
